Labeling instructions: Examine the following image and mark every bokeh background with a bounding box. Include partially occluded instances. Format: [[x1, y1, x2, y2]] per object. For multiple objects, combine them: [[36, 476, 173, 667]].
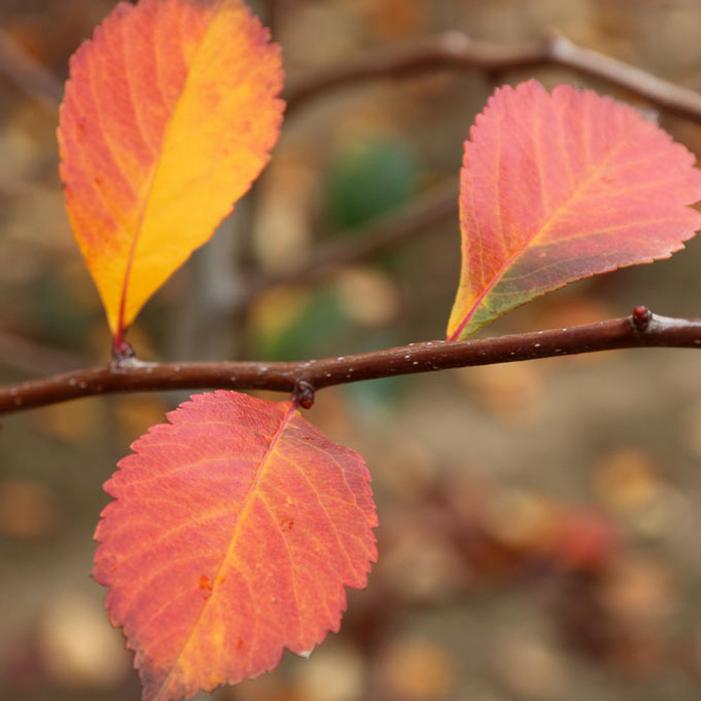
[[4, 1, 701, 700]]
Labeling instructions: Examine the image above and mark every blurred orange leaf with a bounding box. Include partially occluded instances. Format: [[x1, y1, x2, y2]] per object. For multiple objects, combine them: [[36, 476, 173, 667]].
[[58, 0, 284, 340], [94, 391, 377, 701]]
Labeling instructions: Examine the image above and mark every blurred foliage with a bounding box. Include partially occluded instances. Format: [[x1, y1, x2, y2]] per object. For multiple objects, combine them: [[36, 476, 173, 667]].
[[326, 139, 417, 231]]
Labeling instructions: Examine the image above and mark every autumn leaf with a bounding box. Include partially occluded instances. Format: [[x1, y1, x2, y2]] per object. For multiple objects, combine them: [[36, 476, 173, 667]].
[[58, 0, 284, 341], [94, 391, 377, 701], [448, 80, 701, 340]]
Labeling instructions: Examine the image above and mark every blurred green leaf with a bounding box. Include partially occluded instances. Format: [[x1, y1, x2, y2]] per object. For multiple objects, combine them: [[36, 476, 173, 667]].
[[327, 139, 417, 231]]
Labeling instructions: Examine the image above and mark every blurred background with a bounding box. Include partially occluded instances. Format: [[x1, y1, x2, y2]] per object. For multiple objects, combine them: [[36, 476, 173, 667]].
[[4, 1, 701, 700]]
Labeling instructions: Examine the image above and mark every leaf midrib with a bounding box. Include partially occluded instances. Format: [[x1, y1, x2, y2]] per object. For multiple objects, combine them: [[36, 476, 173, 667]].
[[152, 401, 296, 700], [449, 134, 629, 341], [116, 0, 226, 339]]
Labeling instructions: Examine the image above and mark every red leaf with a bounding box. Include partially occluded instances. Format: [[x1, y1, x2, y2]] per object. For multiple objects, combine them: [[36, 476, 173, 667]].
[[94, 391, 377, 701], [447, 80, 701, 340]]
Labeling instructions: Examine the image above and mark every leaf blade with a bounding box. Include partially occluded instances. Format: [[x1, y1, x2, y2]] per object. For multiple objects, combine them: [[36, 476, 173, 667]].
[[448, 80, 701, 340], [93, 391, 377, 701], [58, 0, 284, 337]]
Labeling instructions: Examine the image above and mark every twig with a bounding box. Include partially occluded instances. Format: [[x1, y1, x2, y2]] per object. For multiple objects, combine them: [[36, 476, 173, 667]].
[[170, 208, 250, 362], [1, 308, 700, 415], [0, 330, 84, 376], [0, 29, 63, 110], [285, 31, 701, 122], [266, 0, 282, 38], [242, 180, 458, 303]]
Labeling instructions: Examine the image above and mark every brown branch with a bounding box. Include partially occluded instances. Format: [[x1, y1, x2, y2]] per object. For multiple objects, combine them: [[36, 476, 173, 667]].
[[243, 180, 458, 303], [285, 31, 701, 123], [0, 330, 85, 375], [266, 0, 282, 38], [1, 308, 700, 415], [0, 28, 63, 110]]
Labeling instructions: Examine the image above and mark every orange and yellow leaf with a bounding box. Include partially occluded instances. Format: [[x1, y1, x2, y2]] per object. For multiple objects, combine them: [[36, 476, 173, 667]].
[[448, 80, 701, 340], [58, 0, 284, 339], [94, 391, 377, 701]]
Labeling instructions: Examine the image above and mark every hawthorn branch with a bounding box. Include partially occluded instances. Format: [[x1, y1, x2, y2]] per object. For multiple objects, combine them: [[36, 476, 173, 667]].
[[266, 0, 282, 37], [242, 180, 458, 303], [0, 330, 85, 375], [0, 28, 63, 110], [2, 308, 701, 415], [286, 31, 701, 122]]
